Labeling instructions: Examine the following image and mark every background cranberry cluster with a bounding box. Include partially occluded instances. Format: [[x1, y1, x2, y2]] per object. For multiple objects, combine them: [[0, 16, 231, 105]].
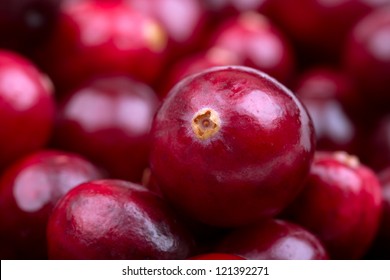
[[0, 0, 390, 260]]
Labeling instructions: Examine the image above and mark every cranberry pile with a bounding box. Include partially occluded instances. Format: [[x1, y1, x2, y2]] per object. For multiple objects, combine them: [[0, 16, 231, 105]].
[[1, 0, 390, 260]]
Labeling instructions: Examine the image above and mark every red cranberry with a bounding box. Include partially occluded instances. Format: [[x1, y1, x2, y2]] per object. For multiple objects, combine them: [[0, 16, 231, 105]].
[[215, 219, 328, 260], [343, 6, 390, 108], [0, 50, 55, 171], [293, 67, 360, 154], [267, 0, 386, 64], [47, 179, 194, 259], [208, 12, 296, 84], [0, 0, 61, 52], [365, 167, 390, 259], [129, 0, 208, 58], [188, 253, 245, 260], [35, 0, 168, 92], [0, 150, 103, 259], [203, 0, 270, 16], [285, 151, 382, 259], [54, 75, 160, 182], [150, 66, 315, 227]]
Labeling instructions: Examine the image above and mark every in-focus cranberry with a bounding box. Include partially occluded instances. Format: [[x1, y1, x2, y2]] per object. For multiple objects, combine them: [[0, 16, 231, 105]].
[[0, 0, 61, 52], [54, 75, 160, 182], [284, 151, 382, 259], [267, 0, 387, 64], [0, 150, 103, 259], [0, 50, 55, 171], [215, 219, 328, 260], [35, 0, 169, 93], [343, 6, 390, 110], [188, 253, 245, 260], [208, 12, 296, 84], [150, 66, 315, 227], [293, 67, 360, 154], [47, 179, 194, 259], [365, 167, 390, 259]]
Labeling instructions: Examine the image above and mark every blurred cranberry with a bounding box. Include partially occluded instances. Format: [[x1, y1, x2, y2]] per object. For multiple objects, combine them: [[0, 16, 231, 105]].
[[0, 50, 55, 171], [188, 253, 245, 260], [285, 151, 382, 259], [0, 150, 103, 259], [54, 75, 160, 182], [128, 0, 208, 58], [365, 114, 390, 172], [0, 0, 61, 52], [35, 0, 168, 93], [294, 67, 361, 154], [47, 179, 194, 259], [158, 47, 240, 97], [215, 219, 328, 260], [203, 0, 270, 15], [267, 0, 387, 64], [208, 12, 295, 84], [343, 6, 390, 109]]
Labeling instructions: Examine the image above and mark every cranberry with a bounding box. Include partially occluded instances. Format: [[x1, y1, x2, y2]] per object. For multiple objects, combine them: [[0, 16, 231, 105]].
[[284, 151, 382, 259], [188, 253, 245, 260], [365, 115, 390, 172], [54, 75, 160, 182], [0, 50, 55, 171], [343, 6, 390, 109], [293, 67, 360, 154], [365, 167, 390, 259], [150, 66, 315, 227], [203, 0, 270, 16], [35, 0, 169, 92], [208, 11, 296, 84], [47, 179, 194, 259], [0, 150, 103, 259], [215, 219, 328, 260], [129, 0, 208, 58], [267, 0, 386, 64], [0, 0, 61, 52]]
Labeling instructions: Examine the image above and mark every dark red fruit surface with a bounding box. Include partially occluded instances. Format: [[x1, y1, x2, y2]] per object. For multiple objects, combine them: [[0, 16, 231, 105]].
[[0, 50, 55, 171], [54, 75, 160, 182], [285, 151, 382, 259], [188, 253, 245, 260], [343, 6, 390, 107], [267, 0, 387, 63], [150, 66, 315, 227], [215, 219, 328, 260], [293, 67, 360, 154], [35, 0, 168, 92], [0, 0, 61, 51], [47, 179, 194, 260], [0, 150, 103, 259], [209, 12, 295, 84]]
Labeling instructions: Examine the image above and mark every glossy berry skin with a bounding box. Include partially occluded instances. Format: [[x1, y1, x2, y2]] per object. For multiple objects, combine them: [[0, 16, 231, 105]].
[[188, 253, 245, 260], [209, 12, 295, 84], [0, 0, 61, 52], [267, 0, 387, 63], [129, 0, 208, 58], [215, 219, 328, 260], [150, 66, 315, 227], [0, 50, 55, 171], [54, 75, 160, 182], [36, 0, 168, 92], [285, 151, 382, 259], [366, 167, 390, 259], [0, 150, 103, 259], [294, 68, 360, 154], [343, 6, 390, 108], [47, 179, 194, 260]]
